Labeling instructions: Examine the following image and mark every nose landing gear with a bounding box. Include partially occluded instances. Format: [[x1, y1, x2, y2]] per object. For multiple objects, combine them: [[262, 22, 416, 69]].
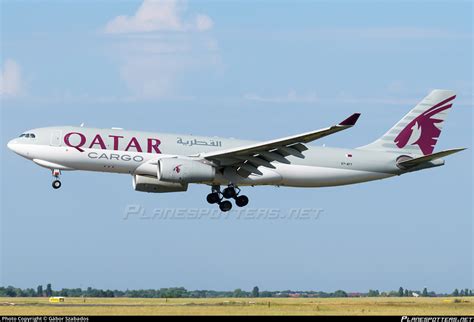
[[51, 169, 62, 189], [207, 184, 249, 212]]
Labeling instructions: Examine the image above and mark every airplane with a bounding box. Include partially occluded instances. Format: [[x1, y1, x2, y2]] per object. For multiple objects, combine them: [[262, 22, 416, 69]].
[[7, 89, 465, 212]]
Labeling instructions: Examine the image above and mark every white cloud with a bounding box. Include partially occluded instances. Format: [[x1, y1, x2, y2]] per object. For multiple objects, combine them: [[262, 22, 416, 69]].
[[104, 0, 213, 34], [243, 90, 418, 106], [315, 27, 469, 39], [243, 90, 319, 103], [361, 27, 470, 39], [103, 0, 219, 100], [119, 55, 180, 99], [195, 14, 213, 31], [0, 59, 22, 98]]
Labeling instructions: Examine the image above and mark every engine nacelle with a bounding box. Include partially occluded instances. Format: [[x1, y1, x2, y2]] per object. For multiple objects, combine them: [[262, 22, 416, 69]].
[[133, 175, 188, 193], [158, 158, 216, 183]]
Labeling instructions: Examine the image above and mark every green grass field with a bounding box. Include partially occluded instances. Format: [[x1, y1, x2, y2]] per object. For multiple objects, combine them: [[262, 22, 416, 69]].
[[0, 297, 472, 316]]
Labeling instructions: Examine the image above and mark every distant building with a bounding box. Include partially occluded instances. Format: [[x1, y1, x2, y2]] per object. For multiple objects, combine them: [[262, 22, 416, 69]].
[[412, 293, 420, 297]]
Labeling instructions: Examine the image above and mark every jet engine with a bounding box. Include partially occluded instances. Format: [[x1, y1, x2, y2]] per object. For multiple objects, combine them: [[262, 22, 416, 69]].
[[158, 158, 216, 183], [133, 174, 188, 193]]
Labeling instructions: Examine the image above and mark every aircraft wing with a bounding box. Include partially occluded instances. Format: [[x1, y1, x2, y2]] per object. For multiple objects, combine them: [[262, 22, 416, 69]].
[[201, 113, 361, 177]]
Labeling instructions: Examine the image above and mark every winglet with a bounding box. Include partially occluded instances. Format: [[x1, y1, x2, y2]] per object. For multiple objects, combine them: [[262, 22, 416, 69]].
[[338, 113, 361, 126]]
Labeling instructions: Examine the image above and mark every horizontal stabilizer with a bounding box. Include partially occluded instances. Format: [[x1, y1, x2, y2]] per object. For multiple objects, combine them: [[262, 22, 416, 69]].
[[397, 148, 466, 168]]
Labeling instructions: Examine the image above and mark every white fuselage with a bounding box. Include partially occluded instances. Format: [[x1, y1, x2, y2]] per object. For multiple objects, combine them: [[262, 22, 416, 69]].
[[7, 126, 431, 188]]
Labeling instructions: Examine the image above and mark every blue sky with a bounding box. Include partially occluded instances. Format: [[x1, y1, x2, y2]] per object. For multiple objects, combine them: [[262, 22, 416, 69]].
[[1, 0, 472, 293]]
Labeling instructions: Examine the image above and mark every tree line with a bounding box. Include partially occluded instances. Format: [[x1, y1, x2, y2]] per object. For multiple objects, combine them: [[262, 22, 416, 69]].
[[0, 285, 472, 298]]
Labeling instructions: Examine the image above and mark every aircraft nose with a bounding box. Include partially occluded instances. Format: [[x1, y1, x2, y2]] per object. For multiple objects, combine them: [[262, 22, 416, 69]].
[[7, 139, 16, 151], [7, 139, 22, 155], [7, 138, 31, 158]]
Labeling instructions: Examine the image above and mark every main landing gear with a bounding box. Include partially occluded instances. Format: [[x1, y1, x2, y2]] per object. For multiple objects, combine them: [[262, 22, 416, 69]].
[[206, 184, 249, 212], [51, 169, 62, 189]]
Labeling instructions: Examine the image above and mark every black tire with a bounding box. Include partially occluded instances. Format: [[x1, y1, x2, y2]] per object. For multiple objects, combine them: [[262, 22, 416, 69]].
[[206, 192, 220, 204], [219, 200, 232, 212], [235, 195, 249, 207], [222, 187, 236, 199], [52, 180, 61, 189]]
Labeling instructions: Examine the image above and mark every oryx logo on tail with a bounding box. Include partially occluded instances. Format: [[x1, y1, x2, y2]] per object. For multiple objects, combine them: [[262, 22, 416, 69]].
[[359, 89, 457, 156], [394, 95, 455, 155]]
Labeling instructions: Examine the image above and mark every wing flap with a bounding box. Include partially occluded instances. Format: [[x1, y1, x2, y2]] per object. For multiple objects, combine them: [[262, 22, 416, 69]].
[[277, 146, 305, 158], [258, 151, 291, 164], [238, 162, 263, 176], [288, 143, 308, 152], [234, 155, 276, 169]]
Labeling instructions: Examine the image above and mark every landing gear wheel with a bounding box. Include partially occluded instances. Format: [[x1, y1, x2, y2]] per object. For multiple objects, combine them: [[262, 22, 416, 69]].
[[235, 195, 249, 207], [219, 200, 232, 212], [222, 186, 237, 199], [206, 192, 220, 204], [52, 180, 61, 189]]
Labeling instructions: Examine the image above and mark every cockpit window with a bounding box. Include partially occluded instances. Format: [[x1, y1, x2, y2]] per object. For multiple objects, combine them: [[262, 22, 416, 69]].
[[19, 133, 36, 138]]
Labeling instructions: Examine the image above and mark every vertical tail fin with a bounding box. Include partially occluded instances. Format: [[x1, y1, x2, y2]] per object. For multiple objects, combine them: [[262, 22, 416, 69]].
[[359, 89, 456, 155]]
